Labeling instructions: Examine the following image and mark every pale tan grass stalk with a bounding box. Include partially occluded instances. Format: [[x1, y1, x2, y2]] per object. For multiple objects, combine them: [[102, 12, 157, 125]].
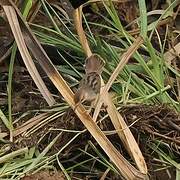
[[73, 6, 148, 178]]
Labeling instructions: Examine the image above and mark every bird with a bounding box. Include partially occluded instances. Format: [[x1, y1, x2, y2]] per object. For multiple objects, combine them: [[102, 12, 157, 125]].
[[74, 54, 105, 110]]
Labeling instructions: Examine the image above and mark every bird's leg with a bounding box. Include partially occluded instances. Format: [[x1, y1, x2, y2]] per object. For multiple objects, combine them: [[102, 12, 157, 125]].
[[102, 102, 108, 112], [74, 100, 88, 114], [73, 102, 80, 111], [86, 96, 100, 115], [86, 102, 94, 115]]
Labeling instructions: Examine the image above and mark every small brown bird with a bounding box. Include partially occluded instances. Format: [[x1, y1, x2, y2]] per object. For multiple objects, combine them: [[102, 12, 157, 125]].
[[74, 54, 105, 110]]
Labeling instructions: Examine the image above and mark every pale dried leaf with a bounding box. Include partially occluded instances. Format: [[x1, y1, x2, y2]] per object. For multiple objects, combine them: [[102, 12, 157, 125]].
[[73, 7, 148, 179], [3, 5, 55, 106]]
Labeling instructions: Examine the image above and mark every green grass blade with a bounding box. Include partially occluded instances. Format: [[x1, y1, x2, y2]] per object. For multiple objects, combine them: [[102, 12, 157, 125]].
[[24, 133, 61, 173], [138, 0, 147, 38]]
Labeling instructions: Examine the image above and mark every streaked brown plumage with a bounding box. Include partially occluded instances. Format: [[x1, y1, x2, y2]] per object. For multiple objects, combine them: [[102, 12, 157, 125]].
[[74, 54, 105, 109]]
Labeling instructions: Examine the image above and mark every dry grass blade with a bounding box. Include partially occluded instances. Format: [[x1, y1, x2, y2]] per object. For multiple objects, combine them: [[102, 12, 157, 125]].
[[0, 133, 8, 139], [5, 0, 74, 108], [75, 109, 147, 179], [91, 36, 147, 174], [104, 95, 147, 171], [73, 7, 92, 57], [164, 42, 180, 65], [93, 36, 144, 120], [3, 5, 55, 106], [13, 113, 49, 137], [74, 6, 148, 178], [164, 42, 180, 100], [5, 1, 148, 179]]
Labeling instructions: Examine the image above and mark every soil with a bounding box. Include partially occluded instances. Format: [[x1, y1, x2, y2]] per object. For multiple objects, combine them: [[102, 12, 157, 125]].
[[21, 170, 65, 180]]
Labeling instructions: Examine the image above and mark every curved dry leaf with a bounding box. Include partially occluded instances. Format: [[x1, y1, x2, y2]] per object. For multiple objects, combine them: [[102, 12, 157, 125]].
[[3, 5, 55, 106], [74, 6, 148, 179]]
